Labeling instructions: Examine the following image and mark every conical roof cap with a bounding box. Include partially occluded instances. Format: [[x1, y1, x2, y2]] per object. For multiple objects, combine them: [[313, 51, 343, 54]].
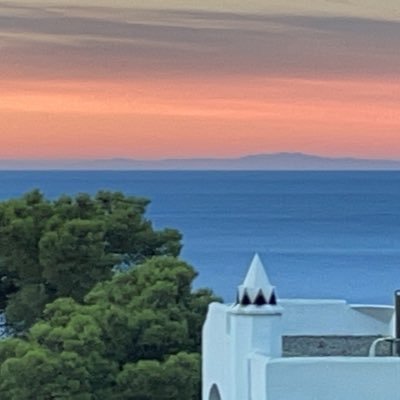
[[238, 253, 276, 305]]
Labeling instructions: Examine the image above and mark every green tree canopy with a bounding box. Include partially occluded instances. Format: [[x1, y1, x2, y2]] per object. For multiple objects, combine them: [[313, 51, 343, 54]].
[[0, 256, 219, 400], [0, 190, 182, 330]]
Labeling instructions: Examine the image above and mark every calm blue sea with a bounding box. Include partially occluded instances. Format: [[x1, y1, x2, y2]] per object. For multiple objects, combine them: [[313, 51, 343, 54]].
[[0, 171, 400, 304]]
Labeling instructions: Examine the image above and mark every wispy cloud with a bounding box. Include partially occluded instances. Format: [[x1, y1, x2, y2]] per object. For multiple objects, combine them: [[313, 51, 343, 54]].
[[1, 3, 400, 80]]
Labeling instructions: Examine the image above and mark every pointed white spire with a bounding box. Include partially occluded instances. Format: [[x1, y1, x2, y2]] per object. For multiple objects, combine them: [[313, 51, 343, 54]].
[[238, 253, 276, 305]]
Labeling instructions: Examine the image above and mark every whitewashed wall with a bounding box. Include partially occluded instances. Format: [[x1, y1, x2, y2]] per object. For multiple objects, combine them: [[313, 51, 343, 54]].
[[263, 357, 400, 400], [202, 303, 232, 400], [203, 300, 395, 400], [203, 303, 283, 400], [279, 299, 393, 336], [249, 354, 268, 400]]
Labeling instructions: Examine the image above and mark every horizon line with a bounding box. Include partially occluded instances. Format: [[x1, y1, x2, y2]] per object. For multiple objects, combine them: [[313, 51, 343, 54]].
[[1, 152, 400, 162]]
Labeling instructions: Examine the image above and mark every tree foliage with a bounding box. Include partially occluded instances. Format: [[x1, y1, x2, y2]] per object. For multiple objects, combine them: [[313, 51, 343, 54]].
[[0, 190, 182, 330], [0, 256, 218, 399]]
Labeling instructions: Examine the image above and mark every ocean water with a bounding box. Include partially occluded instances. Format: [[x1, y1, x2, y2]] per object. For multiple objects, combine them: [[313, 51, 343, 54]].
[[0, 171, 400, 305]]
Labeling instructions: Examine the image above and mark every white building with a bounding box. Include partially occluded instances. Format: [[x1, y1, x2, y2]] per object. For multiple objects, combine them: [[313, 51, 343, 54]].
[[202, 254, 399, 400]]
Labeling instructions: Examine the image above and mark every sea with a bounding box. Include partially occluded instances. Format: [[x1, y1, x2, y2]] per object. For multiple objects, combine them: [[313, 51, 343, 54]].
[[1, 170, 400, 305]]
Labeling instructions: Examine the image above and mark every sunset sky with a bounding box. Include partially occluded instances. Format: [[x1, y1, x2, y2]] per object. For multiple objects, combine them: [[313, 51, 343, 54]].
[[1, 1, 400, 160]]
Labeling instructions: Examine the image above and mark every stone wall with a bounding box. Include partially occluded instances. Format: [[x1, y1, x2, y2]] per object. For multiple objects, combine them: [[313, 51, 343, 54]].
[[283, 335, 393, 357]]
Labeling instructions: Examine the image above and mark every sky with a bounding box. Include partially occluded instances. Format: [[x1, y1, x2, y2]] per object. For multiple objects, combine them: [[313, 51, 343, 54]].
[[1, 1, 400, 160]]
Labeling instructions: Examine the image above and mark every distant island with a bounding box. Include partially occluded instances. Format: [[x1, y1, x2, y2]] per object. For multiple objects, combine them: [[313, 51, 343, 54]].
[[1, 153, 400, 170]]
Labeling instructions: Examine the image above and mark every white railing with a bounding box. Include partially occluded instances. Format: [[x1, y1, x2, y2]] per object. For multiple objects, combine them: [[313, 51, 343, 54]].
[[368, 337, 400, 357]]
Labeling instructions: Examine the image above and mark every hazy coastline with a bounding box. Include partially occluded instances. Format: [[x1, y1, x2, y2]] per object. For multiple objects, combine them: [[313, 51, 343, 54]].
[[1, 153, 400, 170]]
